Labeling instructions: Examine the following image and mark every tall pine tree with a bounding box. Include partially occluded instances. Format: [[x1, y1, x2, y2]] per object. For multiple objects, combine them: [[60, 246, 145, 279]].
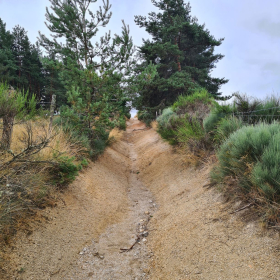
[[134, 0, 228, 109], [0, 19, 45, 100], [39, 0, 135, 155], [0, 19, 16, 84]]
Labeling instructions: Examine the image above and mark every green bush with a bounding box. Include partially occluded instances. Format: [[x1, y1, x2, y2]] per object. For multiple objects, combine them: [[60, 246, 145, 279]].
[[89, 126, 109, 158], [232, 93, 280, 124], [157, 107, 176, 128], [213, 117, 244, 144], [138, 110, 154, 126], [175, 117, 204, 144], [172, 88, 215, 112], [157, 126, 177, 145], [251, 132, 280, 197], [203, 103, 234, 133], [213, 122, 280, 200], [54, 156, 80, 186], [171, 89, 217, 123], [55, 109, 110, 159], [118, 115, 127, 130]]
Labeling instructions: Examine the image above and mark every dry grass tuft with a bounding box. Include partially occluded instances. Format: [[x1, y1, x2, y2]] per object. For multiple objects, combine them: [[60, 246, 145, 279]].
[[109, 128, 124, 143], [0, 119, 87, 245], [150, 121, 158, 130]]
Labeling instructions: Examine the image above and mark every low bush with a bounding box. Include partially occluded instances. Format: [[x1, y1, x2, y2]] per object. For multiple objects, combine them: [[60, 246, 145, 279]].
[[230, 93, 280, 124], [157, 89, 213, 160], [54, 113, 110, 159], [118, 115, 127, 130], [172, 88, 216, 121], [157, 126, 177, 145], [137, 110, 154, 126], [212, 122, 280, 205], [157, 108, 176, 128], [203, 103, 235, 133], [175, 117, 204, 144], [52, 155, 80, 186], [213, 116, 244, 144]]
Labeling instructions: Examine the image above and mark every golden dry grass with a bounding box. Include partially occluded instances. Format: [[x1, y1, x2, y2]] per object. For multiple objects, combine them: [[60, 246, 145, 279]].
[[0, 118, 88, 245], [10, 120, 84, 161], [150, 121, 158, 130], [109, 127, 124, 143]]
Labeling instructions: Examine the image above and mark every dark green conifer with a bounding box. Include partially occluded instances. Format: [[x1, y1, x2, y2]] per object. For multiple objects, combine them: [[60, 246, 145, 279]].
[[134, 0, 228, 109]]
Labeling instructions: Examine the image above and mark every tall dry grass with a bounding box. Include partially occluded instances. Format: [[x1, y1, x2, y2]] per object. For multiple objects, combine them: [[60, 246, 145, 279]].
[[0, 118, 87, 244]]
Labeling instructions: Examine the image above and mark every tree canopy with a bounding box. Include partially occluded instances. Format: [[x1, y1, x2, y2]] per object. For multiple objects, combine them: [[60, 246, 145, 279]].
[[133, 0, 228, 110]]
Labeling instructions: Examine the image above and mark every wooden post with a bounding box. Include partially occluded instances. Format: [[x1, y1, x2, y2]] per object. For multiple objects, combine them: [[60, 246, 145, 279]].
[[48, 95, 56, 136]]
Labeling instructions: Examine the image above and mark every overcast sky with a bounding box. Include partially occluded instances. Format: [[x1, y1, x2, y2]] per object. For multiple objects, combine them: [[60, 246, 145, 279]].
[[0, 0, 279, 100]]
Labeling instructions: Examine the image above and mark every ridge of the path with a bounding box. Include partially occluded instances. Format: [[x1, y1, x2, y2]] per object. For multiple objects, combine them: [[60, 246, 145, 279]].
[[4, 117, 280, 279]]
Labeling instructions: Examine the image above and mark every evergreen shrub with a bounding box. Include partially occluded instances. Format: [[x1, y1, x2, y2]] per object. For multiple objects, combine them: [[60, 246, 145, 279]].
[[118, 115, 127, 130], [213, 117, 244, 144], [203, 103, 234, 133], [213, 122, 280, 200], [172, 88, 216, 120], [137, 110, 154, 126], [175, 117, 204, 144], [157, 108, 176, 128]]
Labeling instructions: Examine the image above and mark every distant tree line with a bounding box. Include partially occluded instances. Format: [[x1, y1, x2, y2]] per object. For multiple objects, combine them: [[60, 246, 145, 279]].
[[0, 0, 228, 144], [0, 18, 66, 107]]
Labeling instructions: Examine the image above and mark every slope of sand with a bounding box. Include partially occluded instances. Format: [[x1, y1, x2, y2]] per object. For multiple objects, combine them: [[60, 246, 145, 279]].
[[3, 118, 279, 279]]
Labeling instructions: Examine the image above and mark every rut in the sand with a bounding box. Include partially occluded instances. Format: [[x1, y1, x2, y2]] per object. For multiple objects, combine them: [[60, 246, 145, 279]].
[[63, 120, 156, 279]]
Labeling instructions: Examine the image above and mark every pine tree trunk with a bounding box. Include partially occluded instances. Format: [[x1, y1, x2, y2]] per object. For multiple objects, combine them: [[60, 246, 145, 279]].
[[175, 35, 182, 72], [177, 58, 182, 72], [1, 114, 14, 150], [48, 94, 56, 136]]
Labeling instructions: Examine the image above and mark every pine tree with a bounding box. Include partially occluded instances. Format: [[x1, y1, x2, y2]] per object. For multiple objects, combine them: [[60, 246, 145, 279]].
[[134, 0, 228, 109], [0, 19, 17, 83], [39, 0, 135, 155], [0, 21, 45, 100], [42, 55, 67, 107]]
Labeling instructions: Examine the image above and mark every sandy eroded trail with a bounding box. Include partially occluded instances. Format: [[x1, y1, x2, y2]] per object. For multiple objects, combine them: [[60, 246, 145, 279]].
[[4, 118, 280, 279]]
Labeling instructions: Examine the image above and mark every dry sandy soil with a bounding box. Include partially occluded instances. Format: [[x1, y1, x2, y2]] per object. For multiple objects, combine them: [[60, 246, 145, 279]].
[[2, 118, 280, 279]]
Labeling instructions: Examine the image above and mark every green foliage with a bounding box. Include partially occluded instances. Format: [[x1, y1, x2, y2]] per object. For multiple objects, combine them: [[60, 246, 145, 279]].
[[157, 126, 177, 145], [156, 107, 178, 145], [138, 110, 155, 126], [0, 19, 45, 99], [251, 132, 280, 197], [54, 156, 79, 186], [171, 89, 217, 119], [213, 122, 280, 200], [118, 115, 127, 130], [203, 103, 234, 133], [89, 126, 110, 158], [80, 158, 89, 168], [54, 112, 110, 159], [0, 83, 37, 120], [157, 108, 176, 127], [157, 90, 213, 147], [233, 93, 280, 124], [172, 89, 215, 111], [175, 117, 204, 144], [39, 1, 136, 159], [134, 0, 228, 110], [213, 117, 244, 144]]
